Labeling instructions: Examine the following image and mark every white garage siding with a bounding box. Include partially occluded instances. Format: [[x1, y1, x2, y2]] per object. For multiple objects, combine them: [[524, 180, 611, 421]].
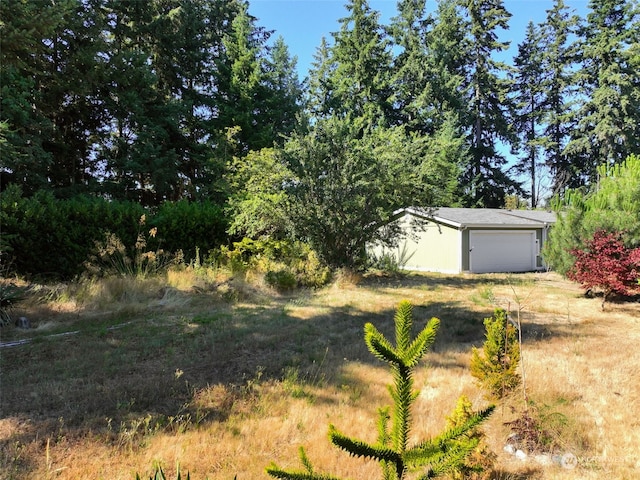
[[469, 230, 538, 273]]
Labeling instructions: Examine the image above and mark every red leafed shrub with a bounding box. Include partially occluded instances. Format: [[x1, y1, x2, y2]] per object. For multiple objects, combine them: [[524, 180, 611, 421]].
[[567, 230, 640, 310]]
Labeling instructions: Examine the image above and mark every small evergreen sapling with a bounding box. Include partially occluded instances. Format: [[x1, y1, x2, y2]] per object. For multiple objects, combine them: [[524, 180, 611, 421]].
[[266, 300, 494, 480], [470, 308, 520, 400], [445, 395, 496, 480]]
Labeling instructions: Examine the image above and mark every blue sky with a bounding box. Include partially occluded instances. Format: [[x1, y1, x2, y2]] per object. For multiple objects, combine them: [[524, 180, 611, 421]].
[[249, 0, 591, 78]]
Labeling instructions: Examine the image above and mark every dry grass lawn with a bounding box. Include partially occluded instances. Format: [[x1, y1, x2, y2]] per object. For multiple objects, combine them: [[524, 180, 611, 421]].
[[1, 271, 639, 479]]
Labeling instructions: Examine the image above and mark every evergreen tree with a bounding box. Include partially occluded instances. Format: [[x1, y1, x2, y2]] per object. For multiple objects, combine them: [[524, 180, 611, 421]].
[[98, 0, 185, 205], [543, 154, 640, 275], [38, 0, 108, 195], [216, 0, 268, 155], [427, 0, 470, 123], [630, 6, 640, 149], [216, 1, 303, 156], [267, 300, 494, 480], [384, 0, 467, 205], [566, 0, 640, 177], [0, 0, 104, 195], [538, 0, 582, 196], [461, 0, 520, 207], [306, 37, 338, 120], [388, 0, 467, 133], [470, 308, 521, 399], [417, 113, 467, 207], [328, 0, 393, 124], [1, 0, 60, 192], [261, 36, 305, 145], [146, 0, 224, 202], [1, 0, 303, 204], [510, 21, 547, 207], [387, 0, 434, 131]]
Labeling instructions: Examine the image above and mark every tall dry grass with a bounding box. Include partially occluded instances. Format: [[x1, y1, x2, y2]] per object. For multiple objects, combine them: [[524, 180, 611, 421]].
[[1, 271, 638, 479]]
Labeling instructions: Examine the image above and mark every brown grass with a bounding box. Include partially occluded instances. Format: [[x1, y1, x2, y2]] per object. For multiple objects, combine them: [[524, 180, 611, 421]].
[[1, 271, 639, 479]]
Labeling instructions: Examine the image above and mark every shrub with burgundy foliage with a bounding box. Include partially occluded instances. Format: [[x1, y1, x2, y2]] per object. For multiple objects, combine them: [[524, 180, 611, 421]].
[[567, 230, 640, 309]]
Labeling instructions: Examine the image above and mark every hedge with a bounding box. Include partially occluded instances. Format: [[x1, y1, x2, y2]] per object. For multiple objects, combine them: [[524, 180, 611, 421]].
[[0, 185, 228, 279]]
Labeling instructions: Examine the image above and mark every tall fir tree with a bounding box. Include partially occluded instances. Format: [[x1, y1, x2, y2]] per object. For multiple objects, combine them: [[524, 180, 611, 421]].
[[1, 0, 106, 196], [388, 0, 468, 133], [146, 0, 224, 202], [630, 4, 640, 148], [99, 0, 185, 205], [566, 0, 640, 179], [461, 0, 521, 207], [260, 36, 305, 145], [0, 0, 68, 193], [329, 0, 393, 124], [1, 0, 303, 204], [216, 0, 303, 156], [538, 0, 582, 196], [386, 0, 467, 206], [216, 0, 269, 156], [427, 0, 470, 121], [306, 37, 339, 120], [387, 0, 434, 132], [510, 21, 547, 207]]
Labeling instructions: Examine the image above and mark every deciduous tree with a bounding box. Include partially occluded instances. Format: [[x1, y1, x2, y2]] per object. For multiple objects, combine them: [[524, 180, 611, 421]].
[[283, 117, 425, 270], [568, 230, 640, 310]]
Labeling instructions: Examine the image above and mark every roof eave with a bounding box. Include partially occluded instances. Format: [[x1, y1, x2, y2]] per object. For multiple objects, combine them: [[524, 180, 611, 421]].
[[398, 208, 552, 229], [398, 208, 464, 228]]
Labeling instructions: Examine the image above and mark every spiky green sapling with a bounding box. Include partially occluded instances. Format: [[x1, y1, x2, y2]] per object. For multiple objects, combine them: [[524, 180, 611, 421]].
[[470, 308, 520, 399], [266, 300, 495, 480]]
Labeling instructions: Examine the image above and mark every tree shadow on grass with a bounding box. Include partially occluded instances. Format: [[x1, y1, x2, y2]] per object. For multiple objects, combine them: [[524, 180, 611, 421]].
[[360, 271, 544, 291], [0, 283, 579, 478]]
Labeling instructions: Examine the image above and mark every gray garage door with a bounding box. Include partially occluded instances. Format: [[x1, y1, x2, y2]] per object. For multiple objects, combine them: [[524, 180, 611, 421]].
[[469, 230, 537, 273]]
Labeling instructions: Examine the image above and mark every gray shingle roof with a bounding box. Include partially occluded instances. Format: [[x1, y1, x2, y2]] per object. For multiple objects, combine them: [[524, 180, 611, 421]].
[[404, 207, 556, 228]]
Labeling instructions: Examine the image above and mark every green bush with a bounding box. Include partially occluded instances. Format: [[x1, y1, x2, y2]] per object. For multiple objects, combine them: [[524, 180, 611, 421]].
[[0, 187, 228, 280], [264, 269, 297, 291], [211, 238, 331, 288], [0, 185, 145, 279], [151, 200, 228, 263]]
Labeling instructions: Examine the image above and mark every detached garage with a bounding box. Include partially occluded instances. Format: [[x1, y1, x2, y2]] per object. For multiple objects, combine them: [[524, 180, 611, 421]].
[[370, 207, 556, 274]]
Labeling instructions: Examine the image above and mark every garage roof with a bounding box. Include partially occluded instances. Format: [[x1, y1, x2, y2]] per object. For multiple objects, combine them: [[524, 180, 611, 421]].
[[402, 207, 556, 229]]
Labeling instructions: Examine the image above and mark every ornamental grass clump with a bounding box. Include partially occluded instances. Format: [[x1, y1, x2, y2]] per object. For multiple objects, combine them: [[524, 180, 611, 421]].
[[84, 215, 181, 279], [267, 300, 495, 480]]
